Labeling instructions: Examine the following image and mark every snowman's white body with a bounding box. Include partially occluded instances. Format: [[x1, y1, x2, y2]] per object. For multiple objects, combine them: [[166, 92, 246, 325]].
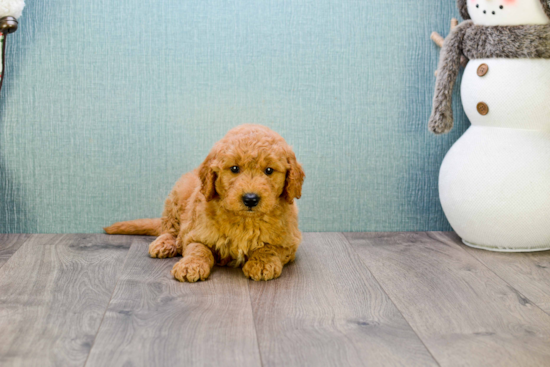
[[440, 59, 550, 251], [439, 0, 550, 251]]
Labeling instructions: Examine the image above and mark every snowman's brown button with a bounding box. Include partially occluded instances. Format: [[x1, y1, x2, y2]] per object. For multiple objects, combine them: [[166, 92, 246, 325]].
[[477, 102, 489, 115], [477, 63, 489, 77]]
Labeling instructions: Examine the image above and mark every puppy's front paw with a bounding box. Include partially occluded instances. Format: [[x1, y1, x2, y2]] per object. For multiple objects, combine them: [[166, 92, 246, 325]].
[[243, 257, 282, 281], [171, 257, 211, 282], [149, 234, 177, 258]]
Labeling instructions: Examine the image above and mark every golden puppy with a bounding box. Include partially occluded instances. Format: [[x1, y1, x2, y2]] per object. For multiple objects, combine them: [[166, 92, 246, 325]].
[[105, 124, 305, 282]]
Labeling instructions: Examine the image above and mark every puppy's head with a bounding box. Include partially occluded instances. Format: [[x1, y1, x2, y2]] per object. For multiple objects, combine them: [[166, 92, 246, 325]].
[[199, 125, 305, 215]]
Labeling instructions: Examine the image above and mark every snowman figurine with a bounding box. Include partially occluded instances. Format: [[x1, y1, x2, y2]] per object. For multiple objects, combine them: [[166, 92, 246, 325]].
[[429, 0, 550, 251]]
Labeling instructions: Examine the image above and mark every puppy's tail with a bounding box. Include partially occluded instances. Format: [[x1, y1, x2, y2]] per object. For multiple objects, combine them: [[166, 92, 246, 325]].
[[104, 218, 162, 236]]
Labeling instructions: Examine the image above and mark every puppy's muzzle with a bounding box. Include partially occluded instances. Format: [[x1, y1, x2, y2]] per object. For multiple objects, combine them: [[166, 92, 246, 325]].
[[242, 193, 260, 208]]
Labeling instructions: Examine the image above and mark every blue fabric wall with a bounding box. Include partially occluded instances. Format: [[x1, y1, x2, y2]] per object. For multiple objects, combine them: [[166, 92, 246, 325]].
[[0, 0, 468, 233]]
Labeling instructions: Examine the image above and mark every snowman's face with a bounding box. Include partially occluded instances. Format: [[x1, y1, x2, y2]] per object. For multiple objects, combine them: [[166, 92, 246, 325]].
[[468, 0, 550, 25]]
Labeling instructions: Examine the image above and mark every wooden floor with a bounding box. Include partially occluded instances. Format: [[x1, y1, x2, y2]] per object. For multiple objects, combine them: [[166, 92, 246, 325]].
[[1, 233, 550, 367]]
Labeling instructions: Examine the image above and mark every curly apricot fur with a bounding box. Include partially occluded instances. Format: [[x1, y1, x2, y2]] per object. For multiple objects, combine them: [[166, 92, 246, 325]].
[[105, 125, 305, 282], [148, 234, 177, 259]]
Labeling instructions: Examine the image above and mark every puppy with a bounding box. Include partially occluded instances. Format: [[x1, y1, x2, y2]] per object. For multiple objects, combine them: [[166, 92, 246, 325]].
[[105, 124, 305, 282]]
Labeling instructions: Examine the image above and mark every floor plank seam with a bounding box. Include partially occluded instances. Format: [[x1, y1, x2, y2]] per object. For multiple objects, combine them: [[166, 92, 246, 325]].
[[0, 249, 19, 272], [81, 237, 134, 367], [0, 235, 31, 272], [340, 232, 442, 367], [442, 232, 550, 319], [246, 280, 265, 367]]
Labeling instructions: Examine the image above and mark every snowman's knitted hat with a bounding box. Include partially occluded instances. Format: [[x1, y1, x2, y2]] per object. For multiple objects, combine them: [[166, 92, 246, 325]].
[[457, 0, 550, 20]]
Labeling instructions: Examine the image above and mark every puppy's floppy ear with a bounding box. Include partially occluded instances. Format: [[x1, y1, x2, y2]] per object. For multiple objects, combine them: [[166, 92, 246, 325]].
[[199, 153, 218, 201], [281, 150, 305, 204]]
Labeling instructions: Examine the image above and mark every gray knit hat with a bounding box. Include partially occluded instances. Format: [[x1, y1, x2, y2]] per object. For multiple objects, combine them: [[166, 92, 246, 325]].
[[457, 0, 550, 20]]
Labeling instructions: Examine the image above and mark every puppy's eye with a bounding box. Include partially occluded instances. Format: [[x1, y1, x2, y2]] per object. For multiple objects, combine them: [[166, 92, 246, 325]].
[[265, 167, 274, 175], [230, 166, 240, 173]]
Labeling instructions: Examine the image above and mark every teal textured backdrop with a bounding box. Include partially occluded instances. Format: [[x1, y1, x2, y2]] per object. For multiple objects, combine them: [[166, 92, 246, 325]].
[[0, 0, 468, 233]]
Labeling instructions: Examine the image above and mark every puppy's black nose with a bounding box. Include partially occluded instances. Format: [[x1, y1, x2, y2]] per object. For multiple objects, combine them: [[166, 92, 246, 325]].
[[242, 193, 260, 208]]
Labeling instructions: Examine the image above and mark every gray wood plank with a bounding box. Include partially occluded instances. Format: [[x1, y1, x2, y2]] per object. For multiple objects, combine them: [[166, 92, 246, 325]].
[[346, 232, 550, 367], [0, 234, 132, 367], [0, 234, 31, 269], [249, 232, 437, 367], [85, 236, 262, 367], [461, 237, 550, 314]]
